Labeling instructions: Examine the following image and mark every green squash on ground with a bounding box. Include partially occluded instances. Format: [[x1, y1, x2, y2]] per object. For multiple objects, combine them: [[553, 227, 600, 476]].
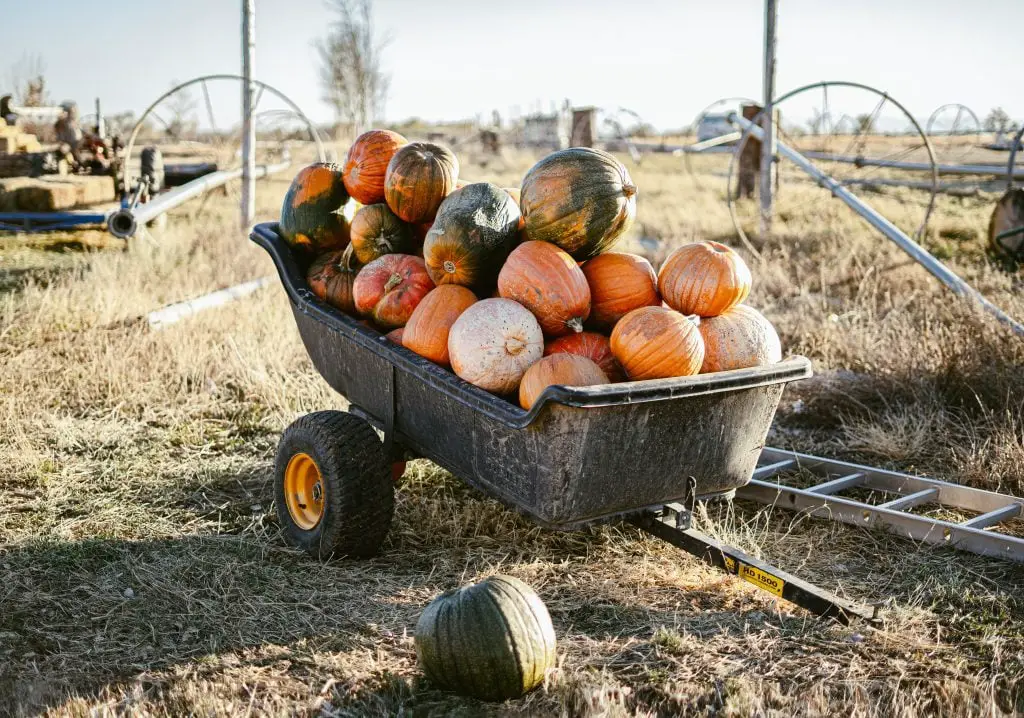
[[422, 182, 521, 293], [415, 574, 556, 701], [280, 162, 355, 254], [520, 147, 637, 261]]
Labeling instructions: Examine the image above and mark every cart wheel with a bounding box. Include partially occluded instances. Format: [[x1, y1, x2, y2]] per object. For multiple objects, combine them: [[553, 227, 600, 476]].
[[274, 411, 394, 559]]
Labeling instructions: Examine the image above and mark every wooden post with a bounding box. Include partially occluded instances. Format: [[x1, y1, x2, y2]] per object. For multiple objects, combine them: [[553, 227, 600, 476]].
[[570, 107, 595, 148], [759, 0, 777, 235], [738, 103, 762, 199], [241, 0, 256, 229]]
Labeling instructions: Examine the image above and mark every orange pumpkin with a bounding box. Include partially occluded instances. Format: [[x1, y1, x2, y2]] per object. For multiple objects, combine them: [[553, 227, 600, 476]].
[[610, 306, 704, 380], [497, 241, 591, 336], [698, 305, 781, 373], [306, 246, 359, 314], [402, 285, 478, 366], [343, 129, 408, 205], [385, 327, 405, 344], [350, 203, 416, 264], [582, 252, 660, 329], [352, 254, 435, 329], [503, 187, 521, 207], [545, 332, 624, 382], [448, 298, 544, 394], [518, 354, 609, 410], [658, 241, 751, 317], [384, 142, 459, 223]]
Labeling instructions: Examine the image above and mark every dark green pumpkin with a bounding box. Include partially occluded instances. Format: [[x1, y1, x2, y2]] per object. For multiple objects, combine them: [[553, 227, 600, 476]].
[[350, 203, 417, 264], [422, 182, 521, 293], [520, 147, 637, 261], [280, 162, 354, 254], [414, 574, 556, 702]]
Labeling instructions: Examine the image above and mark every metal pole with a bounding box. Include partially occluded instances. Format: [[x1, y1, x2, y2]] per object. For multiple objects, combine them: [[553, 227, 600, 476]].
[[241, 0, 256, 229], [107, 160, 290, 239], [95, 97, 105, 139], [759, 0, 777, 236], [730, 112, 1024, 337]]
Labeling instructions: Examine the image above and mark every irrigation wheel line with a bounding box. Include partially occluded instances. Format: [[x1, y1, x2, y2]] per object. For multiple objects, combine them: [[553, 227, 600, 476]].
[[682, 96, 755, 190], [121, 74, 327, 200], [725, 81, 940, 257], [925, 103, 984, 164], [1005, 124, 1024, 192], [732, 112, 1024, 338]]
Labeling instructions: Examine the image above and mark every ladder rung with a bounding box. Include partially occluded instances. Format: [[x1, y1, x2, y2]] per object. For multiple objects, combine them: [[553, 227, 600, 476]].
[[961, 503, 1022, 530], [808, 473, 865, 495], [877, 488, 939, 511], [753, 459, 796, 478]]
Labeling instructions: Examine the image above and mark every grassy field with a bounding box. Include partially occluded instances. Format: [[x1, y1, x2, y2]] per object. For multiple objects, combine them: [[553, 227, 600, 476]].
[[1, 143, 1023, 717]]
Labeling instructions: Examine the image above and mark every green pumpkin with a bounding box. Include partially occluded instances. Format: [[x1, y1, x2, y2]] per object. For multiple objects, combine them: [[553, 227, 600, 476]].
[[520, 147, 637, 261], [422, 182, 521, 294], [414, 574, 556, 701], [350, 203, 417, 264], [280, 162, 354, 254]]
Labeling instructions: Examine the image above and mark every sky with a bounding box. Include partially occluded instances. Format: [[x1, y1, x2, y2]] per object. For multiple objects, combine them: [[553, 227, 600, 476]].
[[1, 0, 1021, 132]]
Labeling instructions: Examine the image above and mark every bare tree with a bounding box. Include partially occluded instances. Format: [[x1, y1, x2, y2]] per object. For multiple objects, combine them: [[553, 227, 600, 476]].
[[164, 80, 198, 139], [318, 0, 390, 139], [8, 53, 49, 107], [984, 107, 1018, 135], [855, 113, 876, 134]]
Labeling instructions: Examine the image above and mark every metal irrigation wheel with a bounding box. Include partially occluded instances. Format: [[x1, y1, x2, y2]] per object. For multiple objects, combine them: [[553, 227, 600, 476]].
[[120, 74, 328, 199], [726, 81, 938, 253], [683, 96, 755, 190], [925, 103, 983, 164]]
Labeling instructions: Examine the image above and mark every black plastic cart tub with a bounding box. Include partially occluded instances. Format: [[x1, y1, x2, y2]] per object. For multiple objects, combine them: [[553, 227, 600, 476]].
[[252, 222, 811, 530]]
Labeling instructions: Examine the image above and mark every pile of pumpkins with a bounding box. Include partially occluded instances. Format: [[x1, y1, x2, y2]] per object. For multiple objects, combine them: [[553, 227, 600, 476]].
[[280, 129, 782, 409]]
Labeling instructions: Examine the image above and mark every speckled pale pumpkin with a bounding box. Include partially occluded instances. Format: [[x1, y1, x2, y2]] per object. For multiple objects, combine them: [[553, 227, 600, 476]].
[[448, 298, 543, 394]]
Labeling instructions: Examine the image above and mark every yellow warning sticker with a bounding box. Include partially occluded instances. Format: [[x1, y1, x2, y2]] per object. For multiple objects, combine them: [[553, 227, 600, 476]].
[[739, 563, 785, 597], [723, 556, 738, 574]]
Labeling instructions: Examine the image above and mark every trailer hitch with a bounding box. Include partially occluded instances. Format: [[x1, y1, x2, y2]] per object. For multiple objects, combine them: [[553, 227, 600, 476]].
[[629, 506, 877, 626]]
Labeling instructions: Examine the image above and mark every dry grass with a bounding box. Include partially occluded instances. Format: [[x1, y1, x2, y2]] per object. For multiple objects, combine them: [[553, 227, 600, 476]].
[[1, 143, 1023, 717]]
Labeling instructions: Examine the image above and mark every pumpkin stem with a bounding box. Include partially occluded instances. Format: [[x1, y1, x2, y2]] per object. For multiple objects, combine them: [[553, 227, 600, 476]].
[[505, 337, 525, 356], [566, 317, 584, 333], [443, 260, 457, 274], [340, 243, 355, 271], [622, 183, 637, 198], [383, 273, 403, 293], [377, 234, 393, 253]]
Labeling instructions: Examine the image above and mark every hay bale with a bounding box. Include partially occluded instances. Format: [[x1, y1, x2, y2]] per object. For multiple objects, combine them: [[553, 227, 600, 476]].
[[37, 175, 115, 206]]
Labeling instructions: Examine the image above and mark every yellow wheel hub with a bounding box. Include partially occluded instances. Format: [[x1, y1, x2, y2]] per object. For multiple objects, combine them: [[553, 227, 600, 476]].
[[283, 452, 325, 530]]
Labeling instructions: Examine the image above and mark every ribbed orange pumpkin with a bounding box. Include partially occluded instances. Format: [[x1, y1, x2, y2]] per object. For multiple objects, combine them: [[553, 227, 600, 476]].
[[343, 129, 408, 204], [349, 203, 417, 264], [658, 241, 751, 317], [498, 241, 591, 336], [402, 285, 478, 366], [610, 306, 704, 380], [306, 247, 359, 314], [544, 332, 624, 382], [448, 298, 544, 394], [352, 254, 435, 329], [385, 327, 405, 344], [384, 142, 459, 223], [519, 354, 609, 410], [698, 305, 781, 373], [582, 252, 660, 328]]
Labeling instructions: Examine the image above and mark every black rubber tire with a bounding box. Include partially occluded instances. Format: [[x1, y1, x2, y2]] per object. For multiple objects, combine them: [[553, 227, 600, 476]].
[[274, 411, 394, 560]]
